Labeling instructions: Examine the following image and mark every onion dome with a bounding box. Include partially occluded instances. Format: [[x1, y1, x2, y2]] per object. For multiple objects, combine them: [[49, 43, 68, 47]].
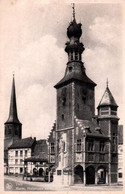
[[67, 19, 82, 39]]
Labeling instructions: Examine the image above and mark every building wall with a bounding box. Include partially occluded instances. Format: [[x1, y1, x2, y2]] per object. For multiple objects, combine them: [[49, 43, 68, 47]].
[[118, 144, 123, 183], [74, 83, 95, 120], [47, 123, 56, 165], [8, 148, 31, 174], [57, 83, 73, 130]]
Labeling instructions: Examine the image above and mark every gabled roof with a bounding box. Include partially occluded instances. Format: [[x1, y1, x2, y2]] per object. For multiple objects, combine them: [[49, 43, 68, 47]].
[[8, 137, 35, 149], [98, 86, 118, 107]]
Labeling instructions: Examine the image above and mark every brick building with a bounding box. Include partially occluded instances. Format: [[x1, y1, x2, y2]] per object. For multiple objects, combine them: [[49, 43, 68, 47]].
[[53, 8, 119, 185]]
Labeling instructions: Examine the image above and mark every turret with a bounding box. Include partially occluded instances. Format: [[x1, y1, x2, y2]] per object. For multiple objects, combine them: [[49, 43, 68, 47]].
[[97, 81, 119, 120]]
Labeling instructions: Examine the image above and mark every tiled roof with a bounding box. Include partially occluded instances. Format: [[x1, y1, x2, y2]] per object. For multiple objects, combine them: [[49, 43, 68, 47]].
[[98, 86, 118, 107], [54, 67, 96, 88], [24, 153, 48, 162], [75, 116, 108, 138], [8, 137, 35, 149]]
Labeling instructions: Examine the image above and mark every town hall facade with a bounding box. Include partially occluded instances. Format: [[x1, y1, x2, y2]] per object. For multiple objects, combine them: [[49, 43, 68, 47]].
[[53, 7, 119, 185]]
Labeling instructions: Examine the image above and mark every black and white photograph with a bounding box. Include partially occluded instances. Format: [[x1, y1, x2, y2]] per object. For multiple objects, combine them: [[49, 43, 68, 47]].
[[0, 0, 124, 192]]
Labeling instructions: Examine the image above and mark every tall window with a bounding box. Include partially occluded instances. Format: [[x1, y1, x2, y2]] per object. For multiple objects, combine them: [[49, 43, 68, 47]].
[[20, 150, 23, 157], [99, 141, 105, 152], [88, 139, 94, 151], [50, 143, 55, 154], [15, 159, 18, 164], [25, 150, 27, 157], [77, 139, 81, 152], [20, 159, 23, 164], [71, 51, 73, 60], [15, 151, 18, 157]]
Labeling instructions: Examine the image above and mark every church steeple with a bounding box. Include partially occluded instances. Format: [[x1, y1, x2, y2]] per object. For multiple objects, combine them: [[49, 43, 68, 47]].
[[5, 75, 21, 124]]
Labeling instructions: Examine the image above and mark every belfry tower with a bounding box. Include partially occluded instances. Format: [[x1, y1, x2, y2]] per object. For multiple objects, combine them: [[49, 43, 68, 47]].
[[54, 4, 96, 185], [4, 76, 22, 170], [55, 5, 96, 130]]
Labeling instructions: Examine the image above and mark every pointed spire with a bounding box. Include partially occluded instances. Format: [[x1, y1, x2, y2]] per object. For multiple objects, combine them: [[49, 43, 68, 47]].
[[5, 76, 21, 124], [98, 85, 118, 107]]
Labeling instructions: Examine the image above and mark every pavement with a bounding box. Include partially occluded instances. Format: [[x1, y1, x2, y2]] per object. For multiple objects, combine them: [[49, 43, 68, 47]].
[[4, 175, 123, 191]]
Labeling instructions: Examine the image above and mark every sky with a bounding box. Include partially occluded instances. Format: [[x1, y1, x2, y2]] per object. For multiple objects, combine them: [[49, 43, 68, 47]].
[[0, 0, 124, 140]]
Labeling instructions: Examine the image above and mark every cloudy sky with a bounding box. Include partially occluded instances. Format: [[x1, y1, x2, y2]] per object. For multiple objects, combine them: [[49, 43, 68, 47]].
[[0, 0, 124, 140]]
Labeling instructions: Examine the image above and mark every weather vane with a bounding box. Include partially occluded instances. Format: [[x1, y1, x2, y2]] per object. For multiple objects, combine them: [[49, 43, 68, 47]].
[[106, 78, 109, 87], [72, 3, 75, 20], [13, 71, 15, 78]]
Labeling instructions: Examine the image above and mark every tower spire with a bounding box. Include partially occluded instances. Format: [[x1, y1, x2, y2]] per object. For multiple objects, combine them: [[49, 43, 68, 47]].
[[72, 3, 75, 20], [5, 76, 21, 124]]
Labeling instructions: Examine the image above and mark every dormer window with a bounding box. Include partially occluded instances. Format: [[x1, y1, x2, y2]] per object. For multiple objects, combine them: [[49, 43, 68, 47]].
[[95, 127, 102, 134]]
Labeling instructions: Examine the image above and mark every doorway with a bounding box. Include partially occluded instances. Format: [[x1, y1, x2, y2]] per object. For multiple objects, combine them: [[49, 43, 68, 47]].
[[86, 166, 95, 184], [74, 165, 83, 184]]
